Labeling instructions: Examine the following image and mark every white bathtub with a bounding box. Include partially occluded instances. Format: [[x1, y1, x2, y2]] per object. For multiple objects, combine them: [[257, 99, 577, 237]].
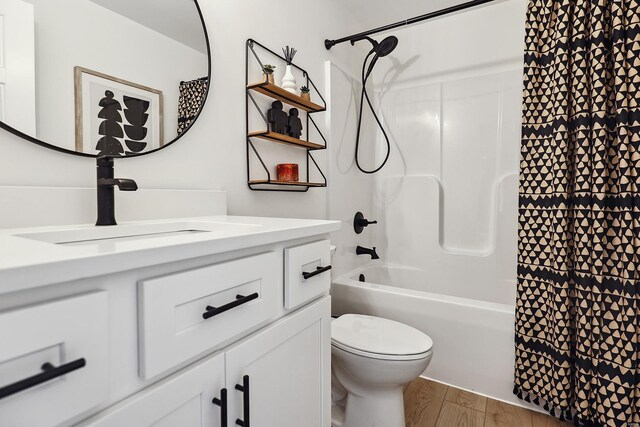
[[332, 264, 529, 407]]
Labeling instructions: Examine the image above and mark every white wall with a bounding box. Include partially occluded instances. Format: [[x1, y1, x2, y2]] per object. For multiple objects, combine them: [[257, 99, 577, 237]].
[[0, 0, 361, 224]]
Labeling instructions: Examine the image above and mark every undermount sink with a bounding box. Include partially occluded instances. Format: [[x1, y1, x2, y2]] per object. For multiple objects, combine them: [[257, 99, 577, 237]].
[[15, 221, 261, 246]]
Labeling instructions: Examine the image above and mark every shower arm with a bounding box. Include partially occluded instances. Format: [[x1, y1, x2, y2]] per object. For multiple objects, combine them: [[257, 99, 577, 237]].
[[350, 36, 378, 47]]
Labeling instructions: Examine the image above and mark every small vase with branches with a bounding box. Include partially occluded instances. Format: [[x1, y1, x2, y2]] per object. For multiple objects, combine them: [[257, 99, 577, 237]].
[[281, 46, 298, 94]]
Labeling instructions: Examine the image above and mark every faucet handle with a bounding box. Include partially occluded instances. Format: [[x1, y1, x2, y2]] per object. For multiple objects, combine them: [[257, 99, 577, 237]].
[[354, 212, 378, 234]]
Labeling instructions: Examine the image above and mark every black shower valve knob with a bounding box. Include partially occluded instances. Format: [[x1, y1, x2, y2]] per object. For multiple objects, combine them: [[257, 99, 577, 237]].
[[354, 212, 378, 234]]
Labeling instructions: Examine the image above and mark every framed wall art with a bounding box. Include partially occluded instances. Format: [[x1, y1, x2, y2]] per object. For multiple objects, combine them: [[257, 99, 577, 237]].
[[74, 66, 163, 156]]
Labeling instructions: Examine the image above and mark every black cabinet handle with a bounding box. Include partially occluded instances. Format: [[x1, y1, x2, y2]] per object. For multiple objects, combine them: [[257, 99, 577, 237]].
[[212, 388, 228, 427], [235, 375, 250, 427], [203, 293, 259, 320], [302, 265, 332, 280], [0, 358, 86, 400]]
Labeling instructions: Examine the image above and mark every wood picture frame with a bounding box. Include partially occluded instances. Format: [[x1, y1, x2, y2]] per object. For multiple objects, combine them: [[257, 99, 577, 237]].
[[74, 66, 164, 155]]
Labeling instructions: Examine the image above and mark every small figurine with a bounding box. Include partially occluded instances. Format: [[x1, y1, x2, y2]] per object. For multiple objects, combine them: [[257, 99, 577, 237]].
[[267, 100, 288, 134], [287, 108, 303, 139]]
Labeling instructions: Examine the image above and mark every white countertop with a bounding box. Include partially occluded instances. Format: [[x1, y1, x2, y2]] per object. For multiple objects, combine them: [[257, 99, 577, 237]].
[[0, 216, 341, 294]]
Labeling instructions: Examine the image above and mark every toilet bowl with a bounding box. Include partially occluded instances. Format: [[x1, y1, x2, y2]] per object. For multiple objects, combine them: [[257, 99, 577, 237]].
[[330, 314, 433, 427]]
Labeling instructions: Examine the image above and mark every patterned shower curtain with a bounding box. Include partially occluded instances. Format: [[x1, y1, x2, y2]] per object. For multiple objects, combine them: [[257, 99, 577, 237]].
[[515, 0, 640, 425], [177, 77, 208, 135]]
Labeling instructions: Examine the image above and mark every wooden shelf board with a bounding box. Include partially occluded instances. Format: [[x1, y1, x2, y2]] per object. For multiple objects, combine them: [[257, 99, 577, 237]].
[[249, 180, 326, 187], [247, 81, 325, 113], [248, 131, 325, 150]]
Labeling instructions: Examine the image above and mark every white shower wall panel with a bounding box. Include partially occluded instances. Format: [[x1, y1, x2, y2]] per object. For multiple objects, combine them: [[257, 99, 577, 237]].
[[441, 74, 503, 253], [376, 174, 518, 306], [375, 69, 522, 249], [365, 0, 526, 302], [372, 83, 441, 177]]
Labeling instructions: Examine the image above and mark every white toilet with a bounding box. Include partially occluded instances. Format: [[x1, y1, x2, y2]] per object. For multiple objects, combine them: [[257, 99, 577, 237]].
[[330, 314, 433, 427]]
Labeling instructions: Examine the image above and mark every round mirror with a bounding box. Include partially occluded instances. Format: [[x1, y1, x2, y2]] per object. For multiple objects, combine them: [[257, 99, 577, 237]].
[[0, 0, 210, 157]]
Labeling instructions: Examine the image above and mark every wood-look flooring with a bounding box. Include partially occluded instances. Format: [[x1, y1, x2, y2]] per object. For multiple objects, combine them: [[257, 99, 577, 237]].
[[404, 378, 573, 427]]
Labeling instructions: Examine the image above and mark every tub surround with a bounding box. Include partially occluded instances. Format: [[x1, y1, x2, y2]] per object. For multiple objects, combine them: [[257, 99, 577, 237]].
[[326, 1, 526, 412], [0, 215, 340, 426]]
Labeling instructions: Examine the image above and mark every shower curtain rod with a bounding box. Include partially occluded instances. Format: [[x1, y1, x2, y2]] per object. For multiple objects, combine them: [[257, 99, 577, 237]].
[[324, 0, 497, 50]]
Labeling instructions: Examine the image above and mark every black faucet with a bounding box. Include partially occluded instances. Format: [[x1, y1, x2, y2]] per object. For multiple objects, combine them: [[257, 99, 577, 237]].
[[356, 246, 380, 260], [96, 157, 138, 226]]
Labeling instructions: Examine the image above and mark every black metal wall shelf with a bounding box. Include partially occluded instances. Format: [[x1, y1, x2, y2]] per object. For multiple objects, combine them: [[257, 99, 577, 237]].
[[245, 39, 327, 192]]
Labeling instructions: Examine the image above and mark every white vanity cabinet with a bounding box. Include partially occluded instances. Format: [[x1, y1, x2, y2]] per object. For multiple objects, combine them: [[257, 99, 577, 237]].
[[0, 217, 339, 427]]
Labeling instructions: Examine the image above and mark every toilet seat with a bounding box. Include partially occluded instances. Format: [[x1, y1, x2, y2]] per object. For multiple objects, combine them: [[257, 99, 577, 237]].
[[331, 314, 433, 361], [332, 340, 432, 361]]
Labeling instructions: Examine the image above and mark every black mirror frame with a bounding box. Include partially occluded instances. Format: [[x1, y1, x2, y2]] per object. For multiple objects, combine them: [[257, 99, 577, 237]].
[[0, 0, 211, 159]]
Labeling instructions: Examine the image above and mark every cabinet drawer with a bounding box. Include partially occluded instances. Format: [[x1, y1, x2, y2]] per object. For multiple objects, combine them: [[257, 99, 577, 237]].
[[284, 240, 331, 310], [139, 252, 282, 379], [0, 292, 109, 427]]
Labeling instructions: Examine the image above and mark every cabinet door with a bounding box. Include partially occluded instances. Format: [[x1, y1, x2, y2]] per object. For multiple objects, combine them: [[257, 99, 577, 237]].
[[225, 297, 331, 427], [78, 352, 226, 427]]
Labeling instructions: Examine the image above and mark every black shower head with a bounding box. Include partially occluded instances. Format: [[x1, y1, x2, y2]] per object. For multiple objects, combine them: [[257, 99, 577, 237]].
[[369, 36, 399, 78], [351, 35, 399, 78], [375, 36, 399, 57], [350, 35, 399, 57]]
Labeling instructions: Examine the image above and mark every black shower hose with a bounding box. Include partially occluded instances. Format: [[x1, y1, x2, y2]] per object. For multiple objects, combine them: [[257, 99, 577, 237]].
[[354, 51, 392, 174]]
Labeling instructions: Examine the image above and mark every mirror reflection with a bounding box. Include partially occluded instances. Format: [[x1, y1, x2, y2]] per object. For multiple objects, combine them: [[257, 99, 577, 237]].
[[0, 0, 209, 156]]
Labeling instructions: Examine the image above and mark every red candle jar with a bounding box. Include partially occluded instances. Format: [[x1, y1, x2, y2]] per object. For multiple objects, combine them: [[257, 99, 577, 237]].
[[277, 163, 299, 182]]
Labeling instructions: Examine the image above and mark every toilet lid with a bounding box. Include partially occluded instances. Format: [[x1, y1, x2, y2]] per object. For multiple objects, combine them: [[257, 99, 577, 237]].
[[331, 314, 433, 357]]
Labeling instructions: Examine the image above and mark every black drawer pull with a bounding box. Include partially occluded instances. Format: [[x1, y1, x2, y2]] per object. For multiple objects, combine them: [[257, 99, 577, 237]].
[[302, 265, 332, 280], [235, 375, 250, 426], [0, 358, 86, 400], [203, 293, 259, 320], [212, 387, 228, 427]]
